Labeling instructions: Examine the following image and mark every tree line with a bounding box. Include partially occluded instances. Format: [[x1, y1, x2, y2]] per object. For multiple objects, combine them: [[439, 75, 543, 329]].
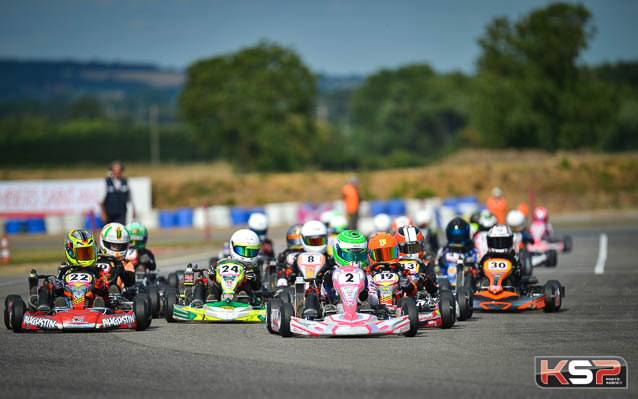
[[1, 2, 637, 170]]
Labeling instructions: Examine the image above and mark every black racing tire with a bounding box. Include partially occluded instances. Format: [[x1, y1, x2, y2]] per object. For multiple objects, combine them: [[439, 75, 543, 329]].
[[164, 286, 178, 323], [563, 236, 573, 253], [439, 290, 456, 329], [439, 279, 452, 292], [133, 296, 150, 331], [192, 282, 206, 306], [456, 286, 473, 321], [279, 302, 294, 338], [266, 298, 283, 334], [463, 271, 475, 291], [521, 251, 533, 277], [11, 297, 26, 333], [399, 297, 418, 337], [4, 294, 22, 329], [543, 280, 562, 312], [279, 287, 295, 304], [167, 272, 179, 289], [546, 249, 558, 267], [147, 285, 161, 318]]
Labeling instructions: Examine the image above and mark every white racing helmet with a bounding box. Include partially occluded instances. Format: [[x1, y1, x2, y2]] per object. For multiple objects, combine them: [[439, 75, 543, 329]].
[[506, 210, 526, 233], [229, 229, 261, 266], [99, 222, 130, 259], [487, 224, 514, 254], [329, 214, 348, 234], [301, 220, 328, 253], [320, 210, 335, 227], [415, 209, 434, 228], [478, 209, 498, 231], [248, 212, 268, 240], [373, 213, 392, 233]]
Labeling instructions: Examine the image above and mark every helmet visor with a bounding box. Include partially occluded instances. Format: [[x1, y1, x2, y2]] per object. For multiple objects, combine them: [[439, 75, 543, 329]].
[[369, 246, 399, 262], [398, 241, 424, 254], [287, 233, 302, 248], [104, 241, 128, 252], [74, 245, 96, 261], [303, 235, 327, 247], [487, 236, 513, 250], [233, 244, 260, 258], [336, 246, 368, 262]]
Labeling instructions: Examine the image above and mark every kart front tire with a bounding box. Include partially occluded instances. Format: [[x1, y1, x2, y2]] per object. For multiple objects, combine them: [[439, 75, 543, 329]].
[[456, 286, 473, 321], [133, 296, 150, 331], [167, 272, 179, 289], [439, 290, 456, 329], [147, 285, 161, 318], [4, 294, 21, 329], [266, 298, 282, 334], [543, 280, 562, 312], [164, 287, 178, 323], [11, 297, 26, 333], [399, 297, 418, 337], [279, 302, 294, 338]]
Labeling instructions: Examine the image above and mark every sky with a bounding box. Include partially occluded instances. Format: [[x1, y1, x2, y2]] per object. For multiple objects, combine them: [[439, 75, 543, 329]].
[[0, 0, 637, 75]]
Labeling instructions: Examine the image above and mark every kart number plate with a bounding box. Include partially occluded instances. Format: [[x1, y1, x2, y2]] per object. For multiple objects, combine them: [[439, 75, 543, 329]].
[[65, 273, 93, 283], [445, 252, 461, 262], [373, 272, 399, 284], [486, 259, 511, 272], [400, 260, 419, 274], [338, 271, 361, 285], [218, 263, 242, 276], [298, 253, 324, 267]]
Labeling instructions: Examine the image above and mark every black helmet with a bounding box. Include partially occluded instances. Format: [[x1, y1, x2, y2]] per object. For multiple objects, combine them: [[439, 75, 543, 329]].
[[446, 217, 470, 245], [286, 223, 303, 250]]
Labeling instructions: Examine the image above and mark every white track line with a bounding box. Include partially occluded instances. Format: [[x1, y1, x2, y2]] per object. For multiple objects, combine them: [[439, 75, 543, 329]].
[[594, 233, 608, 275]]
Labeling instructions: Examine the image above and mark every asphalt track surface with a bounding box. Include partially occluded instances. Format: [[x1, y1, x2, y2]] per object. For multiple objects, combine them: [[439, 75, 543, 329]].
[[1, 225, 636, 398]]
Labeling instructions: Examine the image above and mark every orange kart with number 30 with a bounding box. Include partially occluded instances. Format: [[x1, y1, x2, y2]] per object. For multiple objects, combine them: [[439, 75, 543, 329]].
[[473, 256, 565, 312]]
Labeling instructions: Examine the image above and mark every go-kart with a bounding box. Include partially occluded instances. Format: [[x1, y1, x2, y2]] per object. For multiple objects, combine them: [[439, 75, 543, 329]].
[[4, 268, 150, 332], [473, 257, 564, 312], [267, 264, 417, 337], [379, 259, 456, 329], [164, 261, 267, 323], [526, 221, 573, 268], [435, 251, 475, 321]]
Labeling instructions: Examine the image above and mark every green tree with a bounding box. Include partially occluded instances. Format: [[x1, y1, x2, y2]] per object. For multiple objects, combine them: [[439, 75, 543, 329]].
[[178, 41, 316, 171], [474, 2, 615, 150]]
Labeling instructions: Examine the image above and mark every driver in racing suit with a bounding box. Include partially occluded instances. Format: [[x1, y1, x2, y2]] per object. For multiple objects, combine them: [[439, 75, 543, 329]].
[[197, 229, 262, 306], [394, 226, 438, 297], [275, 223, 305, 287], [478, 225, 522, 287]]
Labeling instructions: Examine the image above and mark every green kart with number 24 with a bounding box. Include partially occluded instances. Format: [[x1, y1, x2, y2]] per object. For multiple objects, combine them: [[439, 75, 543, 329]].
[[164, 260, 266, 322]]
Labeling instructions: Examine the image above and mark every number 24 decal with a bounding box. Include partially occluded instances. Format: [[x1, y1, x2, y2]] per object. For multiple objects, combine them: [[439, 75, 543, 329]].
[[220, 264, 240, 274]]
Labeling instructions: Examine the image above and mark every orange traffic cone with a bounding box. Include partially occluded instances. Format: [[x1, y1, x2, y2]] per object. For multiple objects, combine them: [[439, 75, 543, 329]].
[[1, 233, 10, 263]]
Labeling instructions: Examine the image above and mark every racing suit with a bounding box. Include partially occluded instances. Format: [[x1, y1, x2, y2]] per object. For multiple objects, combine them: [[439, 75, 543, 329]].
[[126, 247, 157, 272], [316, 258, 380, 308], [35, 264, 110, 311], [398, 255, 438, 297], [275, 247, 303, 286], [95, 254, 136, 292], [436, 242, 479, 283]]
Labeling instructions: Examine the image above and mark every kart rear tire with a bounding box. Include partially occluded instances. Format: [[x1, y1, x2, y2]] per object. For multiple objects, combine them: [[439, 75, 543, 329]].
[[563, 236, 573, 253], [133, 296, 150, 331], [399, 297, 418, 337], [279, 302, 294, 338], [546, 250, 557, 267], [439, 291, 456, 329], [11, 297, 26, 333], [456, 286, 473, 321], [439, 279, 451, 292], [167, 272, 179, 289], [266, 298, 283, 334], [164, 287, 178, 323], [147, 285, 161, 318], [543, 280, 562, 312], [463, 272, 475, 291], [4, 294, 21, 329]]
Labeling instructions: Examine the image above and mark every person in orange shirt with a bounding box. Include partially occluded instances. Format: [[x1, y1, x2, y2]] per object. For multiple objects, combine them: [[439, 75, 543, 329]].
[[486, 187, 508, 225], [342, 177, 360, 230]]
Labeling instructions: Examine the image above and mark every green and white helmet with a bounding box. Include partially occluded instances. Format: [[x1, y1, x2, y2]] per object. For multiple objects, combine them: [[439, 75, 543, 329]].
[[126, 222, 148, 249], [333, 230, 368, 267]]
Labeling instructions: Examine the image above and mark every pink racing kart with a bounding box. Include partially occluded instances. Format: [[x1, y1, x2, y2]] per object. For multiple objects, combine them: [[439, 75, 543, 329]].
[[267, 265, 417, 337], [526, 222, 573, 267]]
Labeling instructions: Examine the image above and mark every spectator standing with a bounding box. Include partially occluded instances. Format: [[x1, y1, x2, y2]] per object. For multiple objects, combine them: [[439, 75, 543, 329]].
[[101, 161, 134, 224], [342, 176, 360, 230], [486, 187, 507, 225]]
